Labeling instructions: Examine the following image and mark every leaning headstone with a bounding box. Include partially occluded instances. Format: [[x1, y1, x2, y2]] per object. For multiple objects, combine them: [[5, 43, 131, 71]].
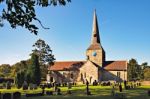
[[3, 93, 11, 99], [13, 92, 21, 99], [23, 81, 28, 90]]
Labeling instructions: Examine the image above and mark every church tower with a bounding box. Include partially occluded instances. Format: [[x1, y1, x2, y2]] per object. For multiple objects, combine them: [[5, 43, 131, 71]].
[[86, 10, 105, 67]]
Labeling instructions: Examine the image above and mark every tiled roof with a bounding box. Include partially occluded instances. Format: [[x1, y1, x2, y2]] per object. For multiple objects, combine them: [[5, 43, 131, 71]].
[[104, 61, 127, 71], [48, 61, 85, 71], [48, 60, 127, 71]]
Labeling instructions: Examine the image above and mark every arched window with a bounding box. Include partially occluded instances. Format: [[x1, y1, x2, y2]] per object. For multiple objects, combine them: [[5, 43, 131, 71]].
[[84, 72, 86, 78], [50, 77, 53, 82], [70, 73, 73, 79]]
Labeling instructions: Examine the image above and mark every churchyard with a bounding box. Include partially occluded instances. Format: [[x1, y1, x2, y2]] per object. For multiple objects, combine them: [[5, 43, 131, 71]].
[[0, 82, 150, 99]]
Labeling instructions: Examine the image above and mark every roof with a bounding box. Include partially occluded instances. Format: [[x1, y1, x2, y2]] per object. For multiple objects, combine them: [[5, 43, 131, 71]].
[[104, 61, 127, 71], [48, 60, 127, 71], [48, 61, 85, 71]]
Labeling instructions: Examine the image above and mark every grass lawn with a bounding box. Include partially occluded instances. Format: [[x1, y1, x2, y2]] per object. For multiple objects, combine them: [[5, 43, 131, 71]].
[[0, 85, 150, 99]]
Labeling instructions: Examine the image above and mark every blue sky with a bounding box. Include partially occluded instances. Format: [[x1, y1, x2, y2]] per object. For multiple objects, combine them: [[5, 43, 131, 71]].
[[0, 0, 150, 65]]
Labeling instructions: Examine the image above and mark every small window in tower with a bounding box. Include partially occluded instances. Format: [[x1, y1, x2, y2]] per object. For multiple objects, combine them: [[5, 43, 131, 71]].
[[94, 34, 97, 37]]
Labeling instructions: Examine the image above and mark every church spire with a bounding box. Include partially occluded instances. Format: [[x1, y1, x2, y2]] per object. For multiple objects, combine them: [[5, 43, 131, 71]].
[[91, 10, 101, 45]]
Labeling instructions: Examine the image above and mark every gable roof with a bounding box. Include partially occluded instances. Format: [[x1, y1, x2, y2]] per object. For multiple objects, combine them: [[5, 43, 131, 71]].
[[104, 61, 127, 71], [48, 61, 85, 71]]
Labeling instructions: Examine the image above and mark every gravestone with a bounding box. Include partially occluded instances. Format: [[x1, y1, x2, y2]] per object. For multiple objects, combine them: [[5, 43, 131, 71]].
[[23, 81, 28, 90], [111, 86, 115, 96], [119, 84, 122, 92], [3, 93, 11, 99], [68, 82, 72, 89], [13, 92, 21, 99], [86, 79, 91, 95], [148, 90, 150, 96], [6, 81, 11, 89], [124, 80, 127, 90]]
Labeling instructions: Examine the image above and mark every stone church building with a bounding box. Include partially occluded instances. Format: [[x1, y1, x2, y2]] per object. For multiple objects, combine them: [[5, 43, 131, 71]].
[[47, 11, 127, 84]]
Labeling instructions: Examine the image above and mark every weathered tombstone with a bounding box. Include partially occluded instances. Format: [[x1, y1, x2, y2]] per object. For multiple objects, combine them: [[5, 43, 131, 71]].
[[6, 81, 11, 89], [23, 81, 28, 90], [119, 84, 122, 92], [33, 84, 37, 89], [29, 83, 34, 90], [3, 93, 11, 99], [13, 92, 21, 99], [68, 82, 72, 89]]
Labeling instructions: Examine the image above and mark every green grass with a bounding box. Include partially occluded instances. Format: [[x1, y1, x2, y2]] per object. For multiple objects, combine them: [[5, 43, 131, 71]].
[[0, 85, 150, 99]]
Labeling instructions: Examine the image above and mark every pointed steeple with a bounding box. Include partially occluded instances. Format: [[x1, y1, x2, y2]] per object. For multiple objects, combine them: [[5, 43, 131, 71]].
[[91, 10, 100, 45]]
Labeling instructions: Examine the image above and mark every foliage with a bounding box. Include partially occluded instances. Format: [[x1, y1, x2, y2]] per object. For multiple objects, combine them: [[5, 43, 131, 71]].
[[0, 0, 71, 35], [143, 67, 150, 81], [11, 60, 30, 77], [32, 39, 55, 78], [27, 53, 41, 85], [32, 39, 55, 65], [0, 64, 11, 77], [15, 71, 25, 88], [127, 59, 141, 81]]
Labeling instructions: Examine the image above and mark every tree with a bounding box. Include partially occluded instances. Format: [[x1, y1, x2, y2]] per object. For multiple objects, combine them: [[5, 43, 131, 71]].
[[32, 39, 55, 78], [143, 67, 150, 81], [27, 53, 41, 85], [0, 0, 71, 35], [11, 60, 30, 77], [0, 64, 11, 77], [15, 71, 25, 88], [127, 59, 141, 81]]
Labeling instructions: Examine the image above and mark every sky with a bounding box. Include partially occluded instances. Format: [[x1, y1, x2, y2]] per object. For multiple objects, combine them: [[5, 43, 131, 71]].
[[0, 0, 150, 65]]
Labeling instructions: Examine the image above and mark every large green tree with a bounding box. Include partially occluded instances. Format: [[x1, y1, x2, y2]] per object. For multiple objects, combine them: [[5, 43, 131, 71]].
[[32, 39, 55, 79], [27, 53, 41, 85], [127, 58, 141, 81], [0, 0, 71, 34]]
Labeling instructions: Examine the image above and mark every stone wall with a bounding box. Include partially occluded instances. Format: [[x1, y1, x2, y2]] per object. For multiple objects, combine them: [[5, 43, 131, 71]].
[[86, 49, 104, 66], [102, 70, 127, 81], [77, 61, 99, 84]]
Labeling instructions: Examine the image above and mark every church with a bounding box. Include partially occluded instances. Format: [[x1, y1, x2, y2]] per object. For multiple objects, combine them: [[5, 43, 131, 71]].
[[47, 11, 127, 84]]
